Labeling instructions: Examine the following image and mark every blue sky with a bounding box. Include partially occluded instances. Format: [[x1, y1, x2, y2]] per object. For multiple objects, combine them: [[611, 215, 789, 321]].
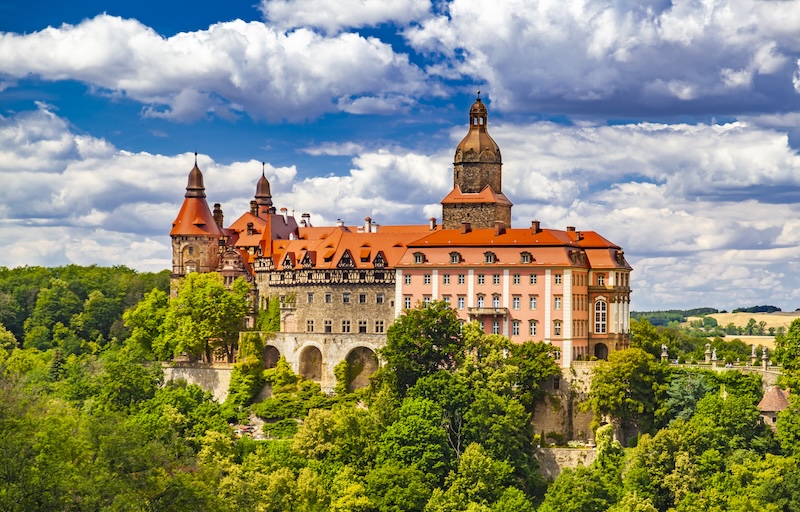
[[2, 0, 800, 311]]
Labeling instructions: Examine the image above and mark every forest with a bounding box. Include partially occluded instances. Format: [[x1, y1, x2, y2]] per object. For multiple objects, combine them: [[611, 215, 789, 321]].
[[2, 266, 800, 511]]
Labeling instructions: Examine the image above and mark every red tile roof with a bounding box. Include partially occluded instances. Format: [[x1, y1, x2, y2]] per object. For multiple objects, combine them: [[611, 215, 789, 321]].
[[170, 197, 224, 237], [758, 387, 790, 413], [441, 185, 512, 206]]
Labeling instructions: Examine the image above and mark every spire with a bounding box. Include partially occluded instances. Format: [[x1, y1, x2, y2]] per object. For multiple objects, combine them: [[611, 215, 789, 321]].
[[185, 154, 206, 198], [255, 161, 274, 210]]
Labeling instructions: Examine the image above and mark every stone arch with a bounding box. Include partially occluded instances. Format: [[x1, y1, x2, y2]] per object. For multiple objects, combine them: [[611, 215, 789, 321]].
[[594, 343, 609, 361], [299, 345, 323, 381], [344, 346, 379, 391], [264, 346, 280, 369]]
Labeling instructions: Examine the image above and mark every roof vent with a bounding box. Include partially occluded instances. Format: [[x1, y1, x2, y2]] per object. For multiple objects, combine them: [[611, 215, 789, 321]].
[[336, 219, 345, 227]]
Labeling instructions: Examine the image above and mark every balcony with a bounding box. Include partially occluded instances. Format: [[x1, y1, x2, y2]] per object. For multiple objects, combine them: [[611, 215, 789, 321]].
[[468, 307, 508, 317]]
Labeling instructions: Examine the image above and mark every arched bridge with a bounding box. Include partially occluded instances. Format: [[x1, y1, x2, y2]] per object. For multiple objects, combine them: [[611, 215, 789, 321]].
[[261, 332, 383, 392]]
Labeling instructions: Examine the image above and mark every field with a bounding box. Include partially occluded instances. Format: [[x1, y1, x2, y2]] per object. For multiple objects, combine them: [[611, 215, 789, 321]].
[[685, 312, 800, 349]]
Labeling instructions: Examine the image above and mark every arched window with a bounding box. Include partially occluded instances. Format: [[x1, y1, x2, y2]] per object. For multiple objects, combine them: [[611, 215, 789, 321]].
[[595, 300, 607, 334]]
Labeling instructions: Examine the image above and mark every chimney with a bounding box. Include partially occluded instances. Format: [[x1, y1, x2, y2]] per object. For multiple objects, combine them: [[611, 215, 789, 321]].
[[365, 216, 372, 233], [336, 219, 345, 227], [213, 203, 224, 229], [301, 212, 311, 227], [577, 232, 584, 241], [247, 222, 254, 235], [280, 207, 288, 222], [531, 220, 541, 234], [429, 217, 437, 231], [567, 226, 576, 232], [250, 200, 258, 216], [494, 221, 505, 236], [461, 222, 471, 234]]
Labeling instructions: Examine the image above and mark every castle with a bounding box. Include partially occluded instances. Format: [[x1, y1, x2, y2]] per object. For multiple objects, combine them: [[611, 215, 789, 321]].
[[170, 97, 632, 389]]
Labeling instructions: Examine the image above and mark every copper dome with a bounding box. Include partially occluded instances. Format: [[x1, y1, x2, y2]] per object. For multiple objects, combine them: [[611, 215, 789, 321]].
[[454, 97, 501, 164]]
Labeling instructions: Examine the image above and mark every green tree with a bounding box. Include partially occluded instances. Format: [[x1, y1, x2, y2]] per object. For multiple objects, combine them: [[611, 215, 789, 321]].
[[586, 348, 666, 442], [123, 288, 170, 358], [379, 300, 463, 395], [23, 278, 83, 350], [165, 273, 251, 362], [364, 462, 432, 512]]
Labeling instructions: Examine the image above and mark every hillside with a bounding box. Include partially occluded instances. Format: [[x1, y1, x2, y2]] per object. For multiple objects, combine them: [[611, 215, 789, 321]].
[[687, 311, 800, 331]]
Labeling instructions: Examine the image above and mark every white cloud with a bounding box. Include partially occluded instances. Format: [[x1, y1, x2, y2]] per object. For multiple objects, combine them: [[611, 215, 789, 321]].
[[405, 0, 800, 115], [0, 14, 429, 122], [3, 104, 800, 311], [260, 0, 432, 33]]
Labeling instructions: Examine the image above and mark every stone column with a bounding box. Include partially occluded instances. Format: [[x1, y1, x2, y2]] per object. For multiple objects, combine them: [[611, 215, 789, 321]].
[[762, 347, 769, 371], [704, 343, 711, 364]]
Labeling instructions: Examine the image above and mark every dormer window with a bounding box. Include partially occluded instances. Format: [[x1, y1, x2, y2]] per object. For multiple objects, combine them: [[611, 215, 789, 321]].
[[484, 251, 496, 264], [450, 252, 462, 264], [520, 252, 531, 264], [413, 252, 426, 264]]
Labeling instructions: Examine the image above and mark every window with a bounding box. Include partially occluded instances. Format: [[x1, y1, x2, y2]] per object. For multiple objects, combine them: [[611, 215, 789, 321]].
[[512, 296, 520, 310], [376, 293, 384, 304], [307, 320, 314, 332], [185, 262, 197, 273], [443, 274, 450, 285], [477, 295, 485, 308], [554, 320, 562, 336], [595, 300, 607, 334], [187, 246, 194, 256], [529, 321, 537, 336], [478, 274, 485, 285], [414, 252, 425, 264], [404, 297, 412, 309], [307, 292, 314, 303], [324, 320, 332, 333], [443, 295, 451, 305], [424, 274, 431, 285], [404, 274, 412, 285], [358, 320, 367, 333], [555, 297, 562, 310], [597, 274, 605, 286], [521, 252, 531, 264], [529, 296, 537, 310], [343, 292, 351, 303], [325, 293, 332, 303], [512, 320, 520, 336], [492, 321, 500, 334], [457, 296, 465, 309], [530, 274, 537, 285], [492, 295, 500, 308], [375, 320, 385, 333], [513, 274, 520, 285], [493, 274, 500, 285], [450, 252, 461, 264], [423, 296, 431, 306], [458, 274, 465, 285], [359, 293, 367, 303], [342, 320, 351, 333], [484, 252, 496, 263], [555, 274, 562, 285]]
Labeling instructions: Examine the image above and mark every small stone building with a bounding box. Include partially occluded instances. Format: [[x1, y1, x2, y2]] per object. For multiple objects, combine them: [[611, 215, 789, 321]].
[[757, 386, 790, 430]]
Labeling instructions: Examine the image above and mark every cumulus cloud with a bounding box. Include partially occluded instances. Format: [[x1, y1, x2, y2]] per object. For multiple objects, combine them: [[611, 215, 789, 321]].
[[4, 102, 800, 310], [260, 0, 432, 33], [405, 0, 800, 116], [0, 14, 429, 122]]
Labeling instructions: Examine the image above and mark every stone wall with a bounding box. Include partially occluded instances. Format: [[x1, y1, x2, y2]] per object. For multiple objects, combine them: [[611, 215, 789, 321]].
[[163, 362, 234, 402], [536, 448, 597, 481]]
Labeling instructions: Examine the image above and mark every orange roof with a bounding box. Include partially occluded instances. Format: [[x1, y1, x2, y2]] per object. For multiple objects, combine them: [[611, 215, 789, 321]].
[[170, 197, 224, 237], [401, 227, 631, 269], [758, 387, 790, 413], [441, 185, 512, 206], [266, 226, 433, 270]]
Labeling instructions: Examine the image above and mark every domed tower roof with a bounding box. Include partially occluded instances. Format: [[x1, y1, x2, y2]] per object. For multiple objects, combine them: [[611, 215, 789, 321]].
[[454, 94, 501, 164], [185, 155, 206, 198], [255, 162, 273, 208]]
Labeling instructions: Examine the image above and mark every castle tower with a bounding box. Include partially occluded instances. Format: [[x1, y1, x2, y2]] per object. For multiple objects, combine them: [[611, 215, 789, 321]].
[[441, 95, 512, 229], [255, 163, 276, 215], [170, 157, 225, 292]]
